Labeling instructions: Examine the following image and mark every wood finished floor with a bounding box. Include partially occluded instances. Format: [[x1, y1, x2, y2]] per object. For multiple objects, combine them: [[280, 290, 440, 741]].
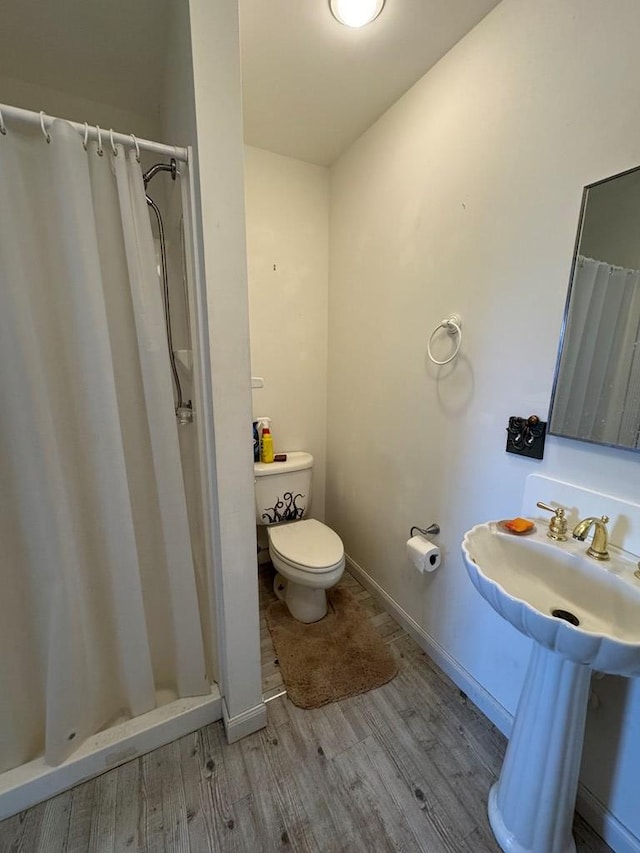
[[0, 566, 611, 852]]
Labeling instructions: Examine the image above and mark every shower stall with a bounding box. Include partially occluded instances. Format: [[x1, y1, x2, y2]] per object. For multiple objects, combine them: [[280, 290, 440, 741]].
[[0, 104, 222, 818]]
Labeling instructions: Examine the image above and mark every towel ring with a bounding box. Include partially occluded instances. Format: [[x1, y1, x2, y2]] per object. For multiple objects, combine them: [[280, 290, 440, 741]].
[[427, 314, 462, 365]]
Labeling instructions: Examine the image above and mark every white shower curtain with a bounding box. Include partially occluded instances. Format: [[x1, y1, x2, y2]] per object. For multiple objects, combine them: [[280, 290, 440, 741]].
[[551, 255, 640, 448], [0, 120, 209, 773]]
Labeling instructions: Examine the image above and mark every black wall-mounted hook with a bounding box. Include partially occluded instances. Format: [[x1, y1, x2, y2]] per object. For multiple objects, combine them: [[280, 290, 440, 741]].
[[506, 415, 546, 459]]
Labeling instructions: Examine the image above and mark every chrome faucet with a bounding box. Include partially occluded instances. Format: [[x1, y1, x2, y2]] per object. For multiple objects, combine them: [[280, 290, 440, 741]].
[[572, 515, 610, 561]]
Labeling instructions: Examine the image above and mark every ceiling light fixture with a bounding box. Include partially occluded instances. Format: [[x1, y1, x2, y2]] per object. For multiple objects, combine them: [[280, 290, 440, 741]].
[[329, 0, 386, 28]]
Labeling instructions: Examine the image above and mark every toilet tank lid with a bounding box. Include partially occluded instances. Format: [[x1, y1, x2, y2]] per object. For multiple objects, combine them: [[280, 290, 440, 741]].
[[254, 451, 313, 477]]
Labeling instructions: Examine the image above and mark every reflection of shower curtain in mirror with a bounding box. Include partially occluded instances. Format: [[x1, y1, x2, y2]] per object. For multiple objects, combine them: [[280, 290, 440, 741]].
[[552, 255, 640, 448], [0, 120, 208, 773]]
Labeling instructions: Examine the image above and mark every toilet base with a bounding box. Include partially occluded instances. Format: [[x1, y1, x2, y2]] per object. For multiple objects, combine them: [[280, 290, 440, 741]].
[[274, 572, 328, 623], [286, 581, 328, 623]]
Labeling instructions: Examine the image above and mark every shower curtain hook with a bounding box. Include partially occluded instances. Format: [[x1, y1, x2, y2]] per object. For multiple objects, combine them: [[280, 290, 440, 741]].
[[39, 111, 51, 144], [82, 122, 89, 150], [130, 133, 140, 163], [96, 125, 103, 157], [109, 128, 118, 157], [0, 108, 6, 135]]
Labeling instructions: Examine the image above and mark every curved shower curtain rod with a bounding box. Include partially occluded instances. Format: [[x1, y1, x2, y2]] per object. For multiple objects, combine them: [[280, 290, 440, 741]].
[[0, 102, 188, 162]]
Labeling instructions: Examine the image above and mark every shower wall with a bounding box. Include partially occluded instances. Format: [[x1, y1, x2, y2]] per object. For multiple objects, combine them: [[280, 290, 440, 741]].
[[148, 176, 215, 683], [0, 75, 158, 142], [160, 0, 218, 687]]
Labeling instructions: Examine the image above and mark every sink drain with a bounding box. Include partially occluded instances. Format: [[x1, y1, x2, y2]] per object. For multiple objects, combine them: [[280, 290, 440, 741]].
[[551, 608, 580, 626]]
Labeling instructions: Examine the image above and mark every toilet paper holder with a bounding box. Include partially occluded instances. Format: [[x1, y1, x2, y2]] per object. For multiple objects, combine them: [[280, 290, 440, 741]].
[[410, 523, 440, 538]]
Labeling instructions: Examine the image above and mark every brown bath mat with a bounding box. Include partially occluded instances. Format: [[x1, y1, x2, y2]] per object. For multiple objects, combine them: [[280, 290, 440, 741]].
[[266, 586, 398, 709]]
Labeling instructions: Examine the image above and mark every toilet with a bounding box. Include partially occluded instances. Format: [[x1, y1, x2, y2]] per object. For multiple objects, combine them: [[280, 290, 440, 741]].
[[254, 451, 345, 623]]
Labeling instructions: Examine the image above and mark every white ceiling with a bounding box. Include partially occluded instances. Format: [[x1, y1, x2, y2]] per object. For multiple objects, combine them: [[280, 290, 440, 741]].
[[0, 0, 499, 168], [239, 0, 500, 166]]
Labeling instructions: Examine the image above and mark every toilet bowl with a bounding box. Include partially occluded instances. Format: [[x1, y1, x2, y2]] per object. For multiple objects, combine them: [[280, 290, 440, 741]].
[[254, 451, 345, 623], [268, 519, 345, 622]]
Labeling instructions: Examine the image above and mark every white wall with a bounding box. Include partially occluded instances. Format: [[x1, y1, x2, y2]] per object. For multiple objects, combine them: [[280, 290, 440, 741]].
[[245, 146, 329, 520], [327, 0, 640, 846], [0, 75, 159, 141], [186, 0, 265, 737]]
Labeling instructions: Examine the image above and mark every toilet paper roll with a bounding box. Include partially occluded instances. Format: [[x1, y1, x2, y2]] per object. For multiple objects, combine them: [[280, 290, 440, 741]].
[[406, 535, 441, 573]]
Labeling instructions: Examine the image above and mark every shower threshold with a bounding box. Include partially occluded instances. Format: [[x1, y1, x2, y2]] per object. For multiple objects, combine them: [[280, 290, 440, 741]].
[[0, 685, 222, 821]]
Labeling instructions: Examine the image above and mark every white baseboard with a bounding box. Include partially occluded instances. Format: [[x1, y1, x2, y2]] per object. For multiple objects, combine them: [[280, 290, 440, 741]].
[[345, 554, 640, 853], [0, 687, 222, 821], [223, 699, 267, 744], [346, 555, 513, 735], [577, 783, 640, 853]]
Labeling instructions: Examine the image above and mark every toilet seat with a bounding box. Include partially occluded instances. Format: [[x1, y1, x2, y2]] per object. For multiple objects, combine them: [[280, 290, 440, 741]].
[[268, 519, 344, 573]]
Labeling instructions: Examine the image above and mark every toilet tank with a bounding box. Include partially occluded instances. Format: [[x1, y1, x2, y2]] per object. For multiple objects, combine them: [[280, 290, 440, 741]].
[[254, 451, 313, 525]]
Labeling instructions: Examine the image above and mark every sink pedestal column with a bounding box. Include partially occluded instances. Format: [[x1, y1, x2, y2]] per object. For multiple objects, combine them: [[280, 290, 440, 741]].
[[488, 643, 591, 853]]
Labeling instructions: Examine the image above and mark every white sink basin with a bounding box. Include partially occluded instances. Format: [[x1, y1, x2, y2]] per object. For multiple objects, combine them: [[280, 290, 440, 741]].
[[462, 521, 640, 676]]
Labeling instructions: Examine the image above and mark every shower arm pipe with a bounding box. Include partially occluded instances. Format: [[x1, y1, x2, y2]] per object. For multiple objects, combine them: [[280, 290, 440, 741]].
[[0, 102, 188, 162]]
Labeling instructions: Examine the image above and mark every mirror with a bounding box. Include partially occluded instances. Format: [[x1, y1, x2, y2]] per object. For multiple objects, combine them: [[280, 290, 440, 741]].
[[548, 165, 640, 451]]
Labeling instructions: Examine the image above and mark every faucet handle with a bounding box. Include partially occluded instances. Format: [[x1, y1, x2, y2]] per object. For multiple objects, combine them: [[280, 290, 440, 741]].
[[536, 501, 568, 541]]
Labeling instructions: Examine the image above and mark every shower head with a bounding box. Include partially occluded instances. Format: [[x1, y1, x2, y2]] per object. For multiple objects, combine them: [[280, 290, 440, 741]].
[[143, 158, 177, 189]]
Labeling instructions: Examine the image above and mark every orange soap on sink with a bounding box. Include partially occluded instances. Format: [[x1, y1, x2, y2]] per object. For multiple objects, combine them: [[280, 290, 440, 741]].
[[504, 517, 534, 534]]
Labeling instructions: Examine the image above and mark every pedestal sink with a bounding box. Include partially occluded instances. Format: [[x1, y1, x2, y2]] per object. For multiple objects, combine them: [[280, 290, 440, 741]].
[[461, 521, 640, 853]]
